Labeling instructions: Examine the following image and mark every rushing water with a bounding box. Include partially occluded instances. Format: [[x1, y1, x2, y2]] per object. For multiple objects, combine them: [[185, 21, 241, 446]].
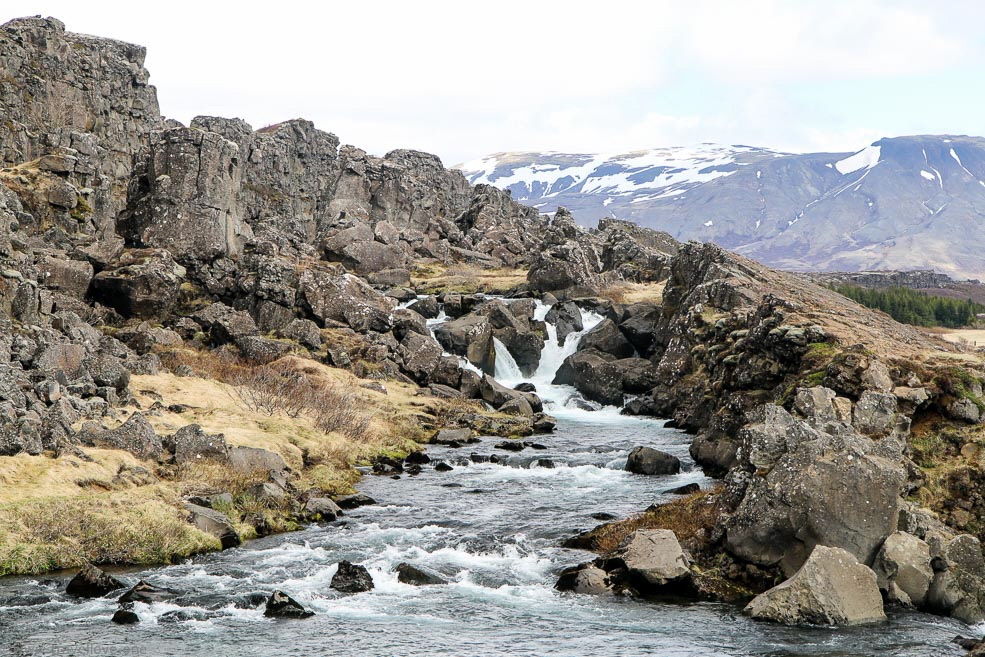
[[0, 301, 972, 657]]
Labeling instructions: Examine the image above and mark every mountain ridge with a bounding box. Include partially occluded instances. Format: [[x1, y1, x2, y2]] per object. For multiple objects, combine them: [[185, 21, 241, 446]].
[[458, 135, 985, 280]]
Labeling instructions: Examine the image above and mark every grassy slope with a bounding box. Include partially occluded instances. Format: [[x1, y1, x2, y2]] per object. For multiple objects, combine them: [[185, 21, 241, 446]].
[[0, 353, 474, 576]]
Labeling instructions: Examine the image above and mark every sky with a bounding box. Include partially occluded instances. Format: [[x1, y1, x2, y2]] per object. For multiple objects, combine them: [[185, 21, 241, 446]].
[[11, 0, 985, 166]]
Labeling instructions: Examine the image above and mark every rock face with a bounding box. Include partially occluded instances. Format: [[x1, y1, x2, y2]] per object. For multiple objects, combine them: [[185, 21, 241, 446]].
[[724, 402, 905, 574], [745, 546, 886, 626]]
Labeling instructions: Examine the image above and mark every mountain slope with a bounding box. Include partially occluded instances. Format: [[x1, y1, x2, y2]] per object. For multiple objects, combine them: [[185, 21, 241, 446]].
[[459, 136, 985, 280]]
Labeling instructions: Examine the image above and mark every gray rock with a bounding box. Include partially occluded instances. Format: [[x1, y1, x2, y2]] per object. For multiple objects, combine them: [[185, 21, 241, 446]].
[[625, 446, 681, 475], [615, 529, 691, 588], [745, 545, 886, 626], [90, 249, 186, 319], [948, 398, 981, 424], [433, 315, 496, 375], [555, 564, 612, 595], [192, 303, 259, 345], [545, 302, 584, 343], [303, 497, 342, 522], [228, 446, 288, 474], [66, 565, 126, 598], [185, 503, 241, 549], [395, 562, 447, 586], [300, 268, 394, 334], [171, 424, 229, 465], [853, 391, 899, 436], [872, 531, 932, 607], [330, 560, 374, 593], [84, 413, 163, 460], [578, 319, 635, 358], [264, 590, 314, 619]]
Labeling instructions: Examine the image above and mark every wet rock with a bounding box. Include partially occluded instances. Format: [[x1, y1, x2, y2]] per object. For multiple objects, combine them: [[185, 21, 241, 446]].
[[118, 580, 178, 605], [433, 315, 496, 374], [409, 296, 440, 319], [514, 382, 537, 393], [264, 590, 314, 619], [334, 493, 376, 510], [745, 546, 886, 626], [372, 455, 404, 475], [185, 503, 241, 549], [534, 458, 556, 469], [531, 413, 557, 433], [111, 608, 140, 624], [926, 534, 985, 623], [330, 560, 375, 593], [66, 565, 125, 598], [404, 451, 431, 465], [158, 609, 211, 623], [578, 319, 634, 358], [498, 396, 533, 417], [545, 301, 584, 343], [626, 446, 681, 475], [666, 483, 701, 495], [552, 351, 624, 406], [555, 564, 612, 595], [434, 462, 454, 472], [480, 375, 542, 413], [494, 440, 526, 452], [395, 562, 447, 586]]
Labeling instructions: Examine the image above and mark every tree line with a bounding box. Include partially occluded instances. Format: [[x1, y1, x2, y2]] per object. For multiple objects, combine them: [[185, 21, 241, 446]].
[[831, 284, 984, 328]]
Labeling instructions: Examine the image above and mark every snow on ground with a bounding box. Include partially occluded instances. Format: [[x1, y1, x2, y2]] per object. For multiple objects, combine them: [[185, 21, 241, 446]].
[[834, 144, 881, 175]]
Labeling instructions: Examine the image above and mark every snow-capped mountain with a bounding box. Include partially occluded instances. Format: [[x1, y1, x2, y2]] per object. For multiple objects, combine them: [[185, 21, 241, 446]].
[[458, 136, 985, 280]]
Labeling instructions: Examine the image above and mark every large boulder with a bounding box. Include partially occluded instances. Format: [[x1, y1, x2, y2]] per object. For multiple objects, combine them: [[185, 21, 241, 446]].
[[545, 301, 584, 344], [433, 315, 496, 375], [395, 562, 447, 586], [578, 319, 635, 358], [725, 405, 905, 574], [926, 534, 985, 623], [83, 413, 164, 460], [396, 332, 444, 385], [552, 350, 624, 406], [872, 531, 932, 607], [612, 529, 691, 590], [171, 424, 229, 465], [330, 560, 374, 593], [89, 249, 186, 319], [299, 268, 394, 333], [479, 375, 542, 413], [228, 446, 288, 474], [184, 503, 240, 549], [625, 446, 681, 475], [192, 303, 259, 345], [745, 546, 886, 626], [121, 126, 252, 263], [65, 565, 126, 598]]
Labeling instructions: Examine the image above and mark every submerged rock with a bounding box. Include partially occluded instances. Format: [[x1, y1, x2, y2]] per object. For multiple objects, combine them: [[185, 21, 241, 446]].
[[395, 562, 447, 586], [334, 493, 376, 510], [111, 608, 140, 624], [745, 546, 886, 626], [555, 564, 612, 595], [118, 580, 179, 605]]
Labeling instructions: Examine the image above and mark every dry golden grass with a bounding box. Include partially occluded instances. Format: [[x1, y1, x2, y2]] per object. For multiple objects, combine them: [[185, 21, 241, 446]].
[[568, 488, 721, 555], [598, 280, 666, 305], [0, 487, 219, 575], [411, 263, 528, 294], [0, 346, 474, 575], [939, 329, 985, 348]]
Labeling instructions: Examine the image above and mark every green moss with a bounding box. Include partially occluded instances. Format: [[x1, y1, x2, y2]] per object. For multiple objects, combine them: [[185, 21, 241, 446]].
[[69, 194, 92, 220]]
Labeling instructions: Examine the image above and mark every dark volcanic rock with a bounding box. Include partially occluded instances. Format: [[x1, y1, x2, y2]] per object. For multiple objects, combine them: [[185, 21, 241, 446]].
[[66, 565, 125, 598], [330, 560, 375, 593], [264, 590, 314, 619], [395, 562, 447, 586]]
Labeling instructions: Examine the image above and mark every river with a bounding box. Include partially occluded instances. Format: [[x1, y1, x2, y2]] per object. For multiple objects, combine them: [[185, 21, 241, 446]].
[[0, 302, 971, 656]]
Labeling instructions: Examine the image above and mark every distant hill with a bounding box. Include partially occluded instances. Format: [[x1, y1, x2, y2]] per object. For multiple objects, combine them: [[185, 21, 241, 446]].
[[459, 136, 985, 280]]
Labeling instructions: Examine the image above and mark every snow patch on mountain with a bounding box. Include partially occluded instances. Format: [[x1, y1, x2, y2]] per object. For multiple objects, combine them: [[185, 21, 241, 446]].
[[834, 144, 881, 175]]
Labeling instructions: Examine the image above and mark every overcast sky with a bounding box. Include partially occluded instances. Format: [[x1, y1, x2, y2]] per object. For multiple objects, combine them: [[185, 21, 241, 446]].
[[12, 1, 985, 165]]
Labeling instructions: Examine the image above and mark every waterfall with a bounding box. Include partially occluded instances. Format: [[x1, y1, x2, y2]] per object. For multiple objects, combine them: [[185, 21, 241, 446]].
[[493, 338, 524, 382]]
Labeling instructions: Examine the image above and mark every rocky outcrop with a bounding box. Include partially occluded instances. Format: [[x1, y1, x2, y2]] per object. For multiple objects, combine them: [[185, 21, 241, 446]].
[[65, 565, 125, 598], [612, 529, 692, 590], [745, 546, 886, 626]]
